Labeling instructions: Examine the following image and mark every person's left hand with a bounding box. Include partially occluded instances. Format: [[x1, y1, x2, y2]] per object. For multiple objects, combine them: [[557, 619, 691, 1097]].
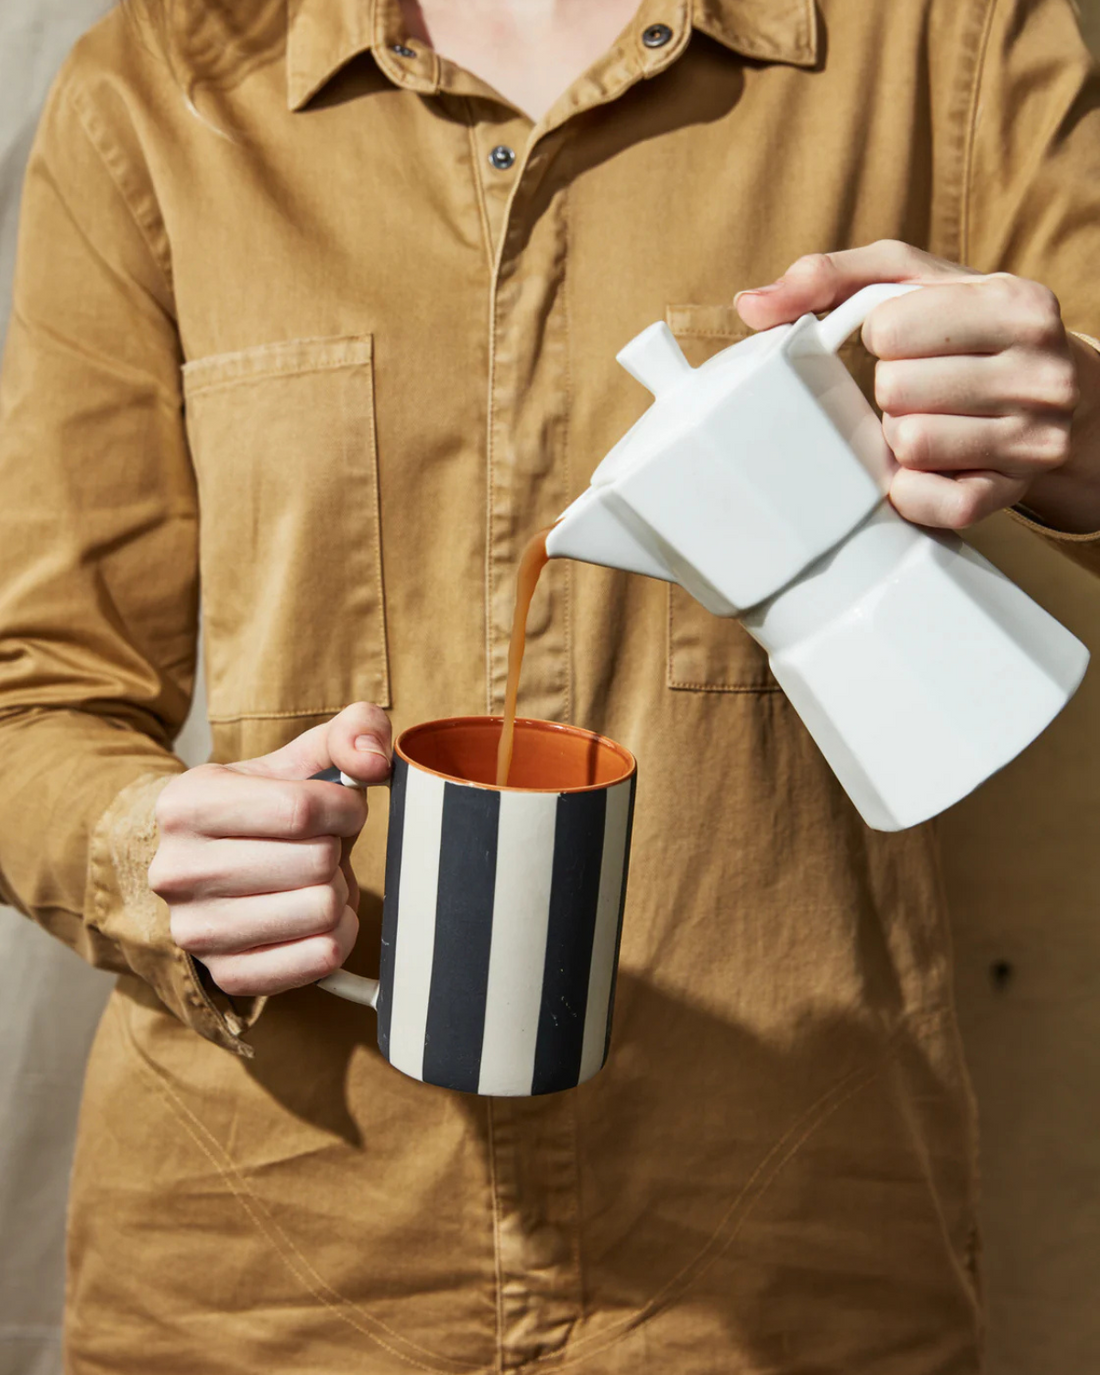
[[735, 240, 1099, 531]]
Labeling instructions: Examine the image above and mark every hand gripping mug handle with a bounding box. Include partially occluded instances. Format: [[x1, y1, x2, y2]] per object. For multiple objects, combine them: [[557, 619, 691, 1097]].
[[309, 766, 381, 1008], [815, 281, 922, 355]]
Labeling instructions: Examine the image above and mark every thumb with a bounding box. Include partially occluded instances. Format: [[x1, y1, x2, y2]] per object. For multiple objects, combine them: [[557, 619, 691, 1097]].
[[234, 702, 392, 786], [734, 241, 962, 332]]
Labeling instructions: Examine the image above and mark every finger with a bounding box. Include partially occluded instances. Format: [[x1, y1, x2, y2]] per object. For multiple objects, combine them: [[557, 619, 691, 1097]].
[[735, 239, 967, 331], [328, 702, 392, 788], [883, 411, 1073, 477], [889, 467, 1028, 529], [340, 841, 360, 913], [171, 871, 350, 957], [235, 702, 391, 784], [203, 905, 360, 998], [861, 278, 1035, 359], [150, 833, 341, 901], [156, 764, 367, 840], [875, 352, 1078, 418]]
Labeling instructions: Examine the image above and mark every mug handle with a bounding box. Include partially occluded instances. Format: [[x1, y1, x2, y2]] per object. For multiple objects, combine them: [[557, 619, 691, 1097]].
[[309, 766, 381, 1009], [815, 281, 922, 355]]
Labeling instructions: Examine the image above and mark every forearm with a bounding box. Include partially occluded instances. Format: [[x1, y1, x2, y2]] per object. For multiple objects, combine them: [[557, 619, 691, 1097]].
[[0, 705, 180, 935], [1018, 334, 1100, 534]]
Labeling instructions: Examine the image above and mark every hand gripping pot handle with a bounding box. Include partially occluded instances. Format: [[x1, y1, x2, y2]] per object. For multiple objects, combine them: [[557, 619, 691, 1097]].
[[308, 766, 380, 1007], [739, 278, 1091, 831], [813, 281, 922, 354]]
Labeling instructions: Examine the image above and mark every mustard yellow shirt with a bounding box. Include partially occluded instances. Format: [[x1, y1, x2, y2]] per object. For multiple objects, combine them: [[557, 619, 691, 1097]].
[[2, 0, 1100, 1368]]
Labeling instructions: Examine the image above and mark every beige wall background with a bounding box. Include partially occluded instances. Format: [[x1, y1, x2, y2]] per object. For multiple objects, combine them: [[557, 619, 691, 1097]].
[[1, 4, 1099, 1373]]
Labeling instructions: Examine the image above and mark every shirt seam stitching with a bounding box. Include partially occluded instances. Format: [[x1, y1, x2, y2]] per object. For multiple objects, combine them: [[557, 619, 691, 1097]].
[[61, 81, 175, 301], [668, 679, 783, 693], [561, 150, 574, 726], [206, 704, 383, 723], [183, 353, 375, 394], [960, 0, 1000, 266]]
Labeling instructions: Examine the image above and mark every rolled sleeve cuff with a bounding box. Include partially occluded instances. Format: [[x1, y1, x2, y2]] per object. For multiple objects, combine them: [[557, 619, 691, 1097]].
[[85, 772, 266, 1056]]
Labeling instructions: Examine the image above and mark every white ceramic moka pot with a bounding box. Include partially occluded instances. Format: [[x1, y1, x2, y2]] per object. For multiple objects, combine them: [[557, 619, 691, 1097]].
[[546, 283, 1090, 832]]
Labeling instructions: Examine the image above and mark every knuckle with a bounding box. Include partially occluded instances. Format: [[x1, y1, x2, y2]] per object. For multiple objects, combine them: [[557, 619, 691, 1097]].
[[1037, 421, 1073, 466], [317, 883, 345, 930], [308, 834, 341, 884], [306, 935, 346, 981], [170, 911, 214, 956], [1017, 283, 1064, 347], [281, 785, 317, 839], [891, 415, 927, 467], [874, 237, 913, 263], [147, 850, 184, 900], [947, 486, 984, 530], [790, 251, 835, 286], [874, 361, 904, 412], [1042, 359, 1081, 413], [865, 314, 901, 360], [155, 765, 221, 834], [154, 783, 188, 834], [168, 908, 191, 950], [206, 960, 253, 998]]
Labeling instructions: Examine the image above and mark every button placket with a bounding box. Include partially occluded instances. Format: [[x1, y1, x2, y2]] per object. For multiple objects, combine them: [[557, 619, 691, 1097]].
[[482, 137, 572, 728], [468, 114, 531, 258]]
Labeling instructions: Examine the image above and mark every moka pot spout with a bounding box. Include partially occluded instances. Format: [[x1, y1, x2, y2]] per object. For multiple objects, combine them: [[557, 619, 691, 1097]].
[[545, 486, 675, 584]]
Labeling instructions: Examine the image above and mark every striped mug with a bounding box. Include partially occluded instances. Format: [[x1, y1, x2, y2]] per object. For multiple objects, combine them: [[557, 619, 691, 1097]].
[[315, 716, 636, 1096]]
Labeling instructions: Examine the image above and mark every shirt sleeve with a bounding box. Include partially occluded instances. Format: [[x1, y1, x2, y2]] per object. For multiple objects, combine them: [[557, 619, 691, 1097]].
[[964, 0, 1100, 572], [0, 61, 260, 1055]]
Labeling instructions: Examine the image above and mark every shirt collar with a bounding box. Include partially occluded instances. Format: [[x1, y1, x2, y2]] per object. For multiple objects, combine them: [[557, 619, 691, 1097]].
[[286, 0, 819, 112]]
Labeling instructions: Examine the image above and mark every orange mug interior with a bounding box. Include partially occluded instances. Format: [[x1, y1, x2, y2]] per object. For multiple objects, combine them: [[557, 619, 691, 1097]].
[[396, 716, 635, 793]]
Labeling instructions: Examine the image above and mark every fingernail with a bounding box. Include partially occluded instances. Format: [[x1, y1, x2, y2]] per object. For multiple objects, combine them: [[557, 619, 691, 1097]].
[[354, 735, 388, 757], [738, 279, 785, 298]]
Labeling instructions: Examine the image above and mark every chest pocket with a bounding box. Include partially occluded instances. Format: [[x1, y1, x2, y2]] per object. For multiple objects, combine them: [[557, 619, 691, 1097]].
[[664, 304, 876, 694], [182, 335, 389, 722]]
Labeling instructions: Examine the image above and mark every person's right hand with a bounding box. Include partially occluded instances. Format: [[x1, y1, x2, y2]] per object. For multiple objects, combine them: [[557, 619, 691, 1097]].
[[148, 702, 392, 997]]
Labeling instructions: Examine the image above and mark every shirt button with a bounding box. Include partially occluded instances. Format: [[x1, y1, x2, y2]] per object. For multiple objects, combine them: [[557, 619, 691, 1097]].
[[489, 144, 516, 170], [642, 23, 673, 48], [391, 42, 416, 58]]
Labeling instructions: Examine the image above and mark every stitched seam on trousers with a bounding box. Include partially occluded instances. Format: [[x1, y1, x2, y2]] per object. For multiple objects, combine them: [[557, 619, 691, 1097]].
[[114, 1000, 490, 1373], [526, 1018, 920, 1368], [486, 1098, 507, 1374]]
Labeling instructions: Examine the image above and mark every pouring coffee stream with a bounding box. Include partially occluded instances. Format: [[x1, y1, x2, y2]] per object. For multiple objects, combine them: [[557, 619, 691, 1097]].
[[496, 526, 553, 786]]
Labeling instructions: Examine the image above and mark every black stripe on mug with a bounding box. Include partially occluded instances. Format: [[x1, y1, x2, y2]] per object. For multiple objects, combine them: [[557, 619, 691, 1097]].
[[375, 755, 408, 1059], [421, 784, 501, 1092], [530, 789, 607, 1095]]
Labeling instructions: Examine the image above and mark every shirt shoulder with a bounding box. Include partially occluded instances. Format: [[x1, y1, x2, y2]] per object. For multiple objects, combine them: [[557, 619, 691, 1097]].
[[49, 0, 286, 143]]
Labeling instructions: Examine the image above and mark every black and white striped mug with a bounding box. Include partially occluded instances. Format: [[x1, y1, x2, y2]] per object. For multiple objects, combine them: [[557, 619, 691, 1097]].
[[315, 716, 636, 1096]]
